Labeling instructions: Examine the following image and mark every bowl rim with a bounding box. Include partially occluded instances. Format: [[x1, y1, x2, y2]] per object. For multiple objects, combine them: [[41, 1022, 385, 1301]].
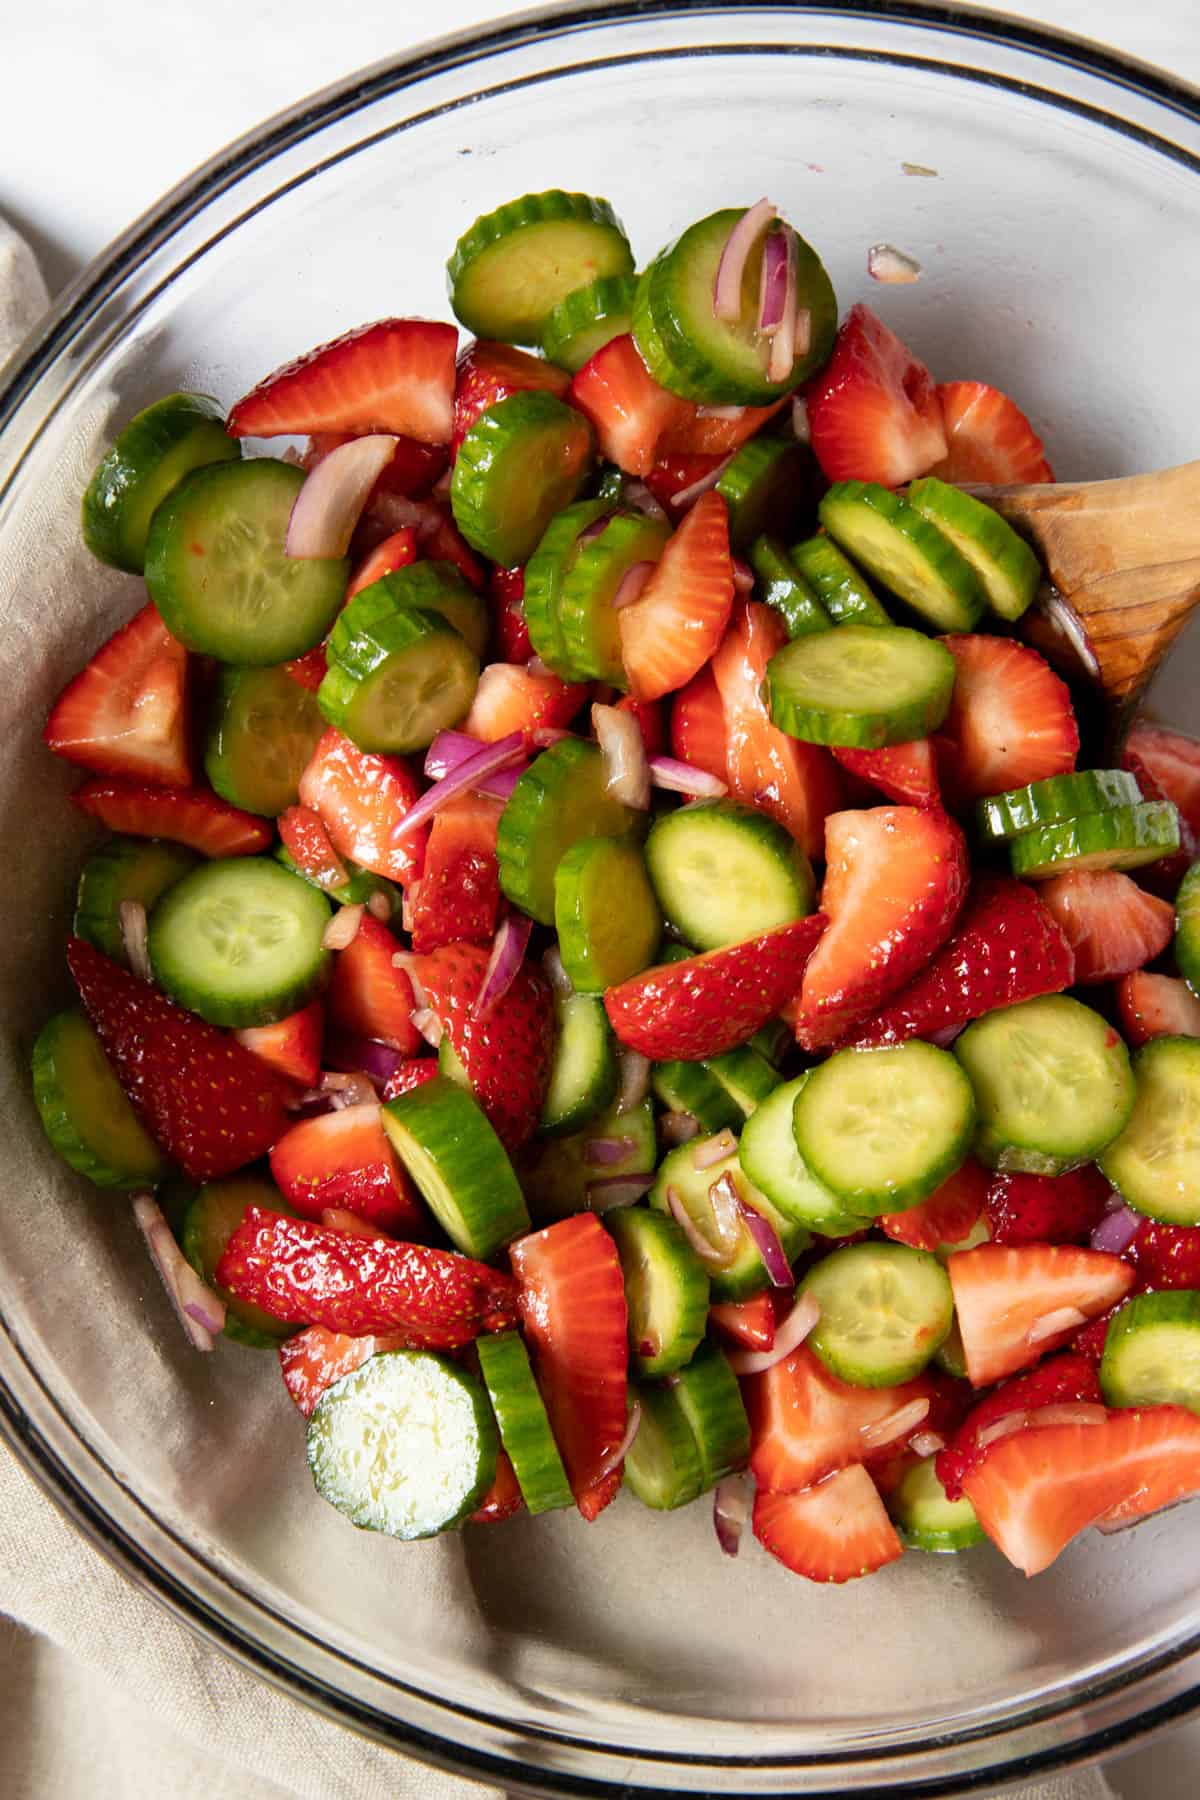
[[3, 3, 1200, 1793]]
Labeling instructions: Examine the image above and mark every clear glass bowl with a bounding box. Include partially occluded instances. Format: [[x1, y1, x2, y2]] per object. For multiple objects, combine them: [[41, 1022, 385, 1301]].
[[2, 5, 1199, 1793]]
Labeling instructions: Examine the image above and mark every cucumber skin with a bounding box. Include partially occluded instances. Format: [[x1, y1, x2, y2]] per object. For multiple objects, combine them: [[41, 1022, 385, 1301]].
[[1100, 1290, 1200, 1411], [818, 482, 986, 632], [496, 738, 645, 926], [648, 1143, 807, 1301], [717, 440, 820, 553], [624, 1380, 706, 1510], [32, 1010, 166, 1189], [1179, 862, 1200, 996], [382, 1074, 530, 1258], [447, 191, 634, 345], [204, 665, 324, 817], [74, 836, 200, 962], [1098, 1035, 1200, 1223], [766, 626, 957, 749], [82, 392, 240, 573], [475, 1331, 574, 1513], [749, 535, 832, 639], [319, 600, 479, 756], [539, 992, 619, 1136], [644, 799, 815, 950], [906, 476, 1041, 623], [554, 835, 663, 992], [976, 769, 1142, 844], [542, 273, 638, 373], [557, 508, 670, 684], [335, 561, 489, 660], [606, 1206, 710, 1377], [651, 1059, 744, 1134], [1008, 802, 1181, 880], [790, 535, 891, 627], [887, 1456, 984, 1552], [523, 498, 613, 676], [182, 1175, 296, 1348], [738, 1074, 866, 1236], [671, 1341, 751, 1484], [450, 391, 594, 567]]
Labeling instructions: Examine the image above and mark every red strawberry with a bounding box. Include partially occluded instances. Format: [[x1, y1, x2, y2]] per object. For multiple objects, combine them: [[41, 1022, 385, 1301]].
[[409, 797, 501, 953], [306, 432, 447, 500], [642, 451, 728, 510], [948, 1244, 1135, 1388], [568, 334, 691, 477], [880, 1159, 988, 1252], [935, 1353, 1103, 1500], [269, 1103, 426, 1235], [235, 999, 324, 1088], [790, 806, 968, 1050], [452, 340, 571, 455], [711, 601, 843, 861], [709, 1291, 776, 1352], [753, 1464, 903, 1584], [1122, 724, 1200, 840], [491, 566, 531, 663], [1036, 870, 1174, 984], [277, 804, 348, 890], [226, 319, 458, 444], [930, 380, 1054, 485], [831, 739, 939, 808], [851, 877, 1075, 1048], [940, 636, 1079, 803], [67, 937, 294, 1180], [279, 1325, 412, 1418], [298, 727, 426, 885], [462, 662, 587, 746], [381, 1057, 440, 1100], [1118, 971, 1200, 1047], [669, 664, 729, 783], [605, 918, 825, 1062], [985, 1166, 1113, 1248], [71, 778, 271, 857], [363, 492, 487, 591], [509, 1214, 628, 1518], [805, 304, 946, 487], [327, 915, 420, 1053], [216, 1206, 517, 1341], [962, 1406, 1200, 1575], [44, 602, 191, 787], [614, 692, 666, 758], [282, 644, 330, 693], [746, 1344, 939, 1494], [345, 525, 418, 600], [660, 397, 790, 458], [470, 1450, 525, 1524], [1128, 1218, 1200, 1291], [619, 492, 736, 701]]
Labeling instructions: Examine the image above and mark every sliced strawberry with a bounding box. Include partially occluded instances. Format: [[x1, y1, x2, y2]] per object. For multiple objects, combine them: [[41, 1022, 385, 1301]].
[[462, 662, 587, 747], [277, 803, 348, 889], [831, 739, 939, 808], [614, 692, 666, 758], [851, 876, 1075, 1048], [963, 1406, 1200, 1575], [805, 304, 946, 487], [269, 1102, 426, 1235], [234, 999, 324, 1088], [491, 565, 531, 663], [669, 664, 729, 783], [930, 380, 1054, 486], [711, 601, 843, 861], [790, 806, 968, 1050], [568, 333, 691, 477], [746, 1344, 939, 1494], [362, 492, 487, 591], [642, 451, 728, 511], [470, 1450, 525, 1524], [605, 917, 825, 1062], [753, 1464, 903, 1584], [948, 1244, 1135, 1388], [935, 1353, 1102, 1501], [1126, 1218, 1200, 1290], [279, 1325, 412, 1418], [509, 1214, 628, 1518], [345, 525, 419, 600], [67, 937, 294, 1180], [940, 636, 1079, 803], [306, 431, 447, 500], [71, 778, 271, 857], [44, 602, 191, 788], [282, 644, 330, 693], [452, 339, 571, 455], [1122, 724, 1200, 840], [408, 797, 501, 953], [381, 1057, 440, 1100], [880, 1159, 988, 1252], [709, 1291, 776, 1352], [985, 1166, 1113, 1248], [1036, 870, 1174, 985], [1117, 971, 1200, 1047], [327, 915, 420, 1053], [619, 491, 735, 702], [660, 397, 790, 458], [297, 727, 426, 885], [227, 319, 458, 444]]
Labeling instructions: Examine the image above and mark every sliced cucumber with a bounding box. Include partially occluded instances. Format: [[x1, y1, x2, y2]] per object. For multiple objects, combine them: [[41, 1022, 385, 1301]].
[[320, 590, 479, 756], [887, 1455, 984, 1552], [74, 836, 198, 963], [82, 392, 240, 574], [381, 1074, 530, 1259], [906, 476, 1041, 622], [307, 1350, 498, 1537], [542, 273, 638, 372], [652, 1058, 744, 1133], [644, 799, 814, 951], [554, 835, 663, 991], [607, 1206, 710, 1376], [705, 1044, 780, 1117], [739, 1073, 867, 1235], [496, 738, 646, 925], [956, 994, 1135, 1176], [671, 1340, 751, 1483], [518, 1096, 656, 1223], [1100, 1290, 1200, 1412], [558, 509, 670, 683], [976, 769, 1142, 845], [649, 1141, 807, 1302], [749, 535, 832, 639], [524, 498, 612, 676], [1008, 802, 1181, 880], [933, 1316, 968, 1379], [716, 439, 819, 552], [451, 391, 594, 567], [475, 1331, 574, 1513], [1099, 1036, 1200, 1224], [750, 1018, 792, 1068], [790, 535, 891, 627], [818, 482, 985, 631], [623, 1379, 706, 1510], [540, 991, 619, 1135], [275, 845, 400, 916], [182, 1173, 295, 1347], [32, 1009, 166, 1189], [766, 624, 956, 748], [800, 1241, 953, 1386], [348, 561, 490, 658], [448, 191, 635, 346], [204, 665, 324, 816]]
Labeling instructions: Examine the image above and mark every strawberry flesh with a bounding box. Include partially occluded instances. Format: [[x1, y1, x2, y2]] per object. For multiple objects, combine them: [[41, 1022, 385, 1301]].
[[936, 1353, 1102, 1501], [298, 727, 426, 885], [462, 662, 587, 746], [409, 798, 501, 953], [1036, 870, 1174, 984], [948, 1243, 1135, 1387], [753, 1464, 903, 1584], [806, 304, 946, 487], [985, 1165, 1114, 1248], [669, 663, 729, 783], [452, 340, 571, 456], [940, 635, 1079, 803], [880, 1158, 988, 1252], [269, 1103, 427, 1236], [279, 1325, 412, 1418], [490, 565, 531, 663], [930, 380, 1054, 485], [44, 602, 192, 788], [226, 318, 458, 444], [72, 779, 272, 857], [234, 999, 324, 1088], [831, 739, 939, 808], [746, 1343, 940, 1494], [327, 915, 421, 1053], [619, 491, 735, 702]]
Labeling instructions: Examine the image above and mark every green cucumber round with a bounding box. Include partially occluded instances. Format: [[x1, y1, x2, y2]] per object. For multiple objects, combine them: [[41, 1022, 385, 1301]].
[[644, 799, 814, 950], [320, 592, 479, 755], [351, 561, 490, 657], [540, 991, 619, 1136], [906, 476, 1041, 623], [748, 535, 832, 639], [607, 1206, 710, 1377], [518, 1096, 656, 1224], [182, 1173, 296, 1347], [542, 274, 639, 372], [558, 509, 670, 684], [717, 439, 819, 552], [648, 1141, 806, 1302], [451, 391, 594, 567], [705, 1044, 780, 1117], [496, 738, 646, 926], [790, 534, 891, 627], [32, 1009, 167, 1189], [1008, 802, 1181, 879], [652, 1056, 744, 1133], [82, 392, 240, 574], [800, 1241, 954, 1386], [204, 664, 324, 816], [766, 624, 956, 748], [670, 1340, 750, 1484], [475, 1331, 574, 1513], [976, 769, 1142, 844], [739, 1073, 867, 1235], [818, 482, 986, 631], [887, 1455, 985, 1552], [74, 836, 199, 963], [523, 499, 613, 676], [554, 835, 663, 991], [1100, 1290, 1200, 1412], [623, 1379, 706, 1510], [1098, 1036, 1200, 1224], [381, 1073, 530, 1258], [448, 191, 635, 346]]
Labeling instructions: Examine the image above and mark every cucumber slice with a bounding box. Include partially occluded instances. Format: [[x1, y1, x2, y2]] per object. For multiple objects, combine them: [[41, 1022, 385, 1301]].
[[644, 800, 814, 951], [382, 1074, 529, 1258], [766, 625, 956, 749], [497, 738, 646, 926], [749, 536, 832, 639], [307, 1349, 498, 1537], [542, 274, 638, 372], [147, 857, 331, 1029], [1008, 802, 1181, 880], [1100, 1290, 1200, 1412], [1099, 1036, 1200, 1224], [976, 770, 1142, 844], [518, 1096, 656, 1223], [321, 592, 479, 756], [558, 509, 670, 683], [906, 477, 1041, 622], [144, 459, 348, 664], [750, 1017, 792, 1068], [554, 836, 663, 991], [818, 482, 986, 632], [652, 1059, 743, 1133], [82, 392, 240, 574], [274, 845, 400, 917], [540, 991, 619, 1135], [705, 1044, 780, 1117], [649, 1141, 807, 1302], [451, 391, 594, 567], [1178, 862, 1200, 995], [800, 1241, 954, 1386], [794, 1043, 976, 1213], [348, 561, 490, 658], [448, 191, 635, 346], [32, 1009, 166, 1189], [204, 665, 324, 816], [475, 1331, 574, 1513], [623, 1379, 706, 1510], [607, 1206, 710, 1376], [74, 836, 199, 963], [956, 994, 1135, 1176], [790, 535, 891, 627], [634, 210, 837, 405], [887, 1455, 984, 1552], [739, 1073, 867, 1235], [933, 1316, 968, 1379], [716, 439, 820, 552], [524, 499, 613, 676], [671, 1340, 751, 1483], [182, 1173, 295, 1347]]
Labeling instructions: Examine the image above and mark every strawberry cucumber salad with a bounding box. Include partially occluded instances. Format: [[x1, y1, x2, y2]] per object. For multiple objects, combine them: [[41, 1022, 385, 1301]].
[[30, 188, 1200, 1583]]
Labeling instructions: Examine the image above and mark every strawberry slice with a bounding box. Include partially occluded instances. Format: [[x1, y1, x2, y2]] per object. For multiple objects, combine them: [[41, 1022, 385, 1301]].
[[1128, 1218, 1200, 1290], [282, 644, 330, 693], [940, 636, 1079, 803], [935, 1352, 1102, 1501], [985, 1166, 1113, 1248], [1122, 723, 1200, 840], [381, 1057, 441, 1100], [345, 525, 419, 601], [327, 915, 421, 1053], [1117, 970, 1200, 1047], [269, 1103, 427, 1235], [790, 806, 968, 1051], [709, 1291, 777, 1352], [930, 380, 1054, 486], [948, 1244, 1135, 1388], [462, 662, 587, 746], [226, 319, 458, 444], [470, 1449, 525, 1524], [568, 333, 692, 477], [831, 739, 939, 808], [605, 917, 825, 1062], [216, 1205, 517, 1342], [851, 876, 1075, 1049], [660, 397, 790, 458], [642, 451, 728, 510], [1036, 870, 1174, 983], [745, 1344, 939, 1493], [614, 692, 666, 758], [805, 304, 946, 487], [669, 664, 729, 783], [44, 602, 191, 788], [409, 797, 501, 953], [277, 804, 348, 890], [452, 340, 571, 455], [753, 1464, 903, 1584], [67, 937, 294, 1180], [880, 1159, 988, 1252], [491, 565, 531, 663], [618, 491, 735, 701], [306, 432, 447, 501], [279, 1325, 412, 1418], [711, 601, 843, 861], [509, 1214, 628, 1518], [962, 1406, 1200, 1576], [297, 727, 426, 885], [363, 492, 487, 591], [71, 778, 271, 858], [235, 999, 324, 1088]]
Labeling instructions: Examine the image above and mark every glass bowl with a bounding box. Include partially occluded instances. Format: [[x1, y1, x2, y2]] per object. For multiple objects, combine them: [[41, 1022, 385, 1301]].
[[2, 4, 1199, 1793]]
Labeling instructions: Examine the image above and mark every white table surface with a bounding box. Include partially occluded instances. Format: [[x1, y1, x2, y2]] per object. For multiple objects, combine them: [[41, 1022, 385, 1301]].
[[1, 2, 1198, 1796]]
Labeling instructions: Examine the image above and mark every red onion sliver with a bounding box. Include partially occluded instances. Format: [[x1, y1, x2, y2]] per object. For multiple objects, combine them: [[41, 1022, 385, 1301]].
[[411, 1006, 444, 1047], [542, 944, 573, 997], [668, 1186, 734, 1268], [713, 198, 777, 320], [867, 242, 922, 285], [473, 914, 533, 1020], [1091, 1203, 1142, 1255], [587, 1174, 654, 1212], [396, 732, 526, 839], [692, 1129, 738, 1171], [578, 512, 613, 545], [532, 726, 574, 749], [285, 435, 398, 558], [649, 755, 728, 799], [611, 560, 656, 612], [366, 891, 392, 922], [118, 899, 153, 984], [323, 1034, 409, 1090], [616, 1047, 651, 1113], [323, 903, 364, 951], [767, 300, 798, 384], [910, 1431, 945, 1459], [621, 479, 668, 523], [659, 1111, 701, 1147], [669, 454, 733, 511], [320, 1071, 378, 1109], [595, 1400, 642, 1481], [1038, 587, 1101, 681], [713, 1471, 753, 1558], [585, 1135, 640, 1167], [480, 762, 526, 802], [1027, 1305, 1089, 1345], [757, 228, 791, 332], [976, 1411, 1029, 1450], [732, 556, 755, 596], [793, 306, 812, 359], [860, 1397, 930, 1452], [131, 1191, 225, 1351], [726, 1291, 820, 1375], [1026, 1402, 1108, 1429], [424, 729, 484, 780], [593, 703, 651, 810], [735, 1194, 793, 1288]]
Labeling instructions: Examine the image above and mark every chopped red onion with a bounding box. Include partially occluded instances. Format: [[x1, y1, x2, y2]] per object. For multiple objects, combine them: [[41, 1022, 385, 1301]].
[[670, 455, 733, 511], [118, 899, 153, 984], [910, 1431, 945, 1459], [867, 242, 922, 285], [400, 883, 418, 934], [726, 1291, 820, 1375], [1091, 1204, 1142, 1255], [735, 1194, 792, 1288], [395, 733, 526, 839], [713, 1472, 754, 1557], [708, 1171, 744, 1251], [131, 1191, 225, 1351], [1097, 1494, 1196, 1536], [482, 763, 525, 802], [976, 1411, 1029, 1451], [616, 1047, 651, 1113], [1026, 1402, 1107, 1429], [649, 756, 728, 799], [585, 1135, 640, 1167], [532, 726, 574, 749], [692, 1129, 738, 1171], [767, 300, 798, 384], [1038, 587, 1101, 681], [578, 512, 613, 545], [928, 1022, 964, 1049], [526, 654, 555, 678], [792, 395, 810, 443], [732, 557, 755, 595], [411, 1006, 444, 1047], [622, 480, 669, 523], [713, 198, 777, 320], [860, 1397, 930, 1452], [594, 1400, 642, 1480], [758, 228, 790, 332], [473, 914, 532, 1020], [1027, 1305, 1089, 1345], [542, 944, 573, 997], [611, 560, 656, 612], [668, 1186, 734, 1268], [323, 1034, 409, 1090], [696, 404, 747, 421], [367, 891, 392, 923], [322, 903, 364, 951], [423, 729, 527, 801], [659, 1110, 701, 1147], [320, 1070, 378, 1110], [285, 434, 398, 558], [587, 1174, 654, 1212], [793, 306, 812, 359], [593, 703, 651, 810], [392, 949, 427, 1008]]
